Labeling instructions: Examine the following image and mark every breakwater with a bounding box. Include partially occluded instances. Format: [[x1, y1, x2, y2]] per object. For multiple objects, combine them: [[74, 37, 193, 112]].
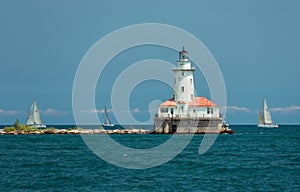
[[0, 128, 234, 135], [0, 128, 152, 135]]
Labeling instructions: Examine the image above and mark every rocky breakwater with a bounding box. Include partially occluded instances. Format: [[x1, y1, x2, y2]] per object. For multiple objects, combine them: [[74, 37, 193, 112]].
[[0, 127, 153, 135]]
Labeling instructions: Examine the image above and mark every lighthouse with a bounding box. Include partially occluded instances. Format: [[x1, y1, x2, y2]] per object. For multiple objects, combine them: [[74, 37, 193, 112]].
[[172, 47, 195, 117], [154, 47, 228, 134], [173, 47, 195, 104]]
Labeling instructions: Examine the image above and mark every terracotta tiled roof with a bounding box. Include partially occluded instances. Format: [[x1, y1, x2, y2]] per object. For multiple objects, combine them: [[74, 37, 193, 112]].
[[160, 97, 217, 107], [160, 98, 176, 107], [188, 97, 217, 107]]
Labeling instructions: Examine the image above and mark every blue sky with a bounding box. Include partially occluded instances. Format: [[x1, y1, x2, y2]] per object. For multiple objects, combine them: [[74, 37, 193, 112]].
[[1, 0, 300, 124]]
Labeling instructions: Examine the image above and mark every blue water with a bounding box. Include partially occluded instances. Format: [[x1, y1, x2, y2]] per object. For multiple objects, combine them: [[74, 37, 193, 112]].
[[0, 125, 299, 191]]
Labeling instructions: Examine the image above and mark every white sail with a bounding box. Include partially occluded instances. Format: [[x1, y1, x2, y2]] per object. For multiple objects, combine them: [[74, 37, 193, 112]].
[[103, 107, 111, 124], [263, 97, 273, 124], [25, 101, 46, 128], [258, 96, 278, 128], [102, 107, 114, 127], [33, 101, 42, 124], [26, 104, 35, 125]]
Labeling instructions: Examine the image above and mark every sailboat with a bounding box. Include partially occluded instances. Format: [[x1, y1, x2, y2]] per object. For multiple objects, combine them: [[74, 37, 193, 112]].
[[257, 97, 278, 128], [25, 101, 46, 128], [102, 107, 114, 128]]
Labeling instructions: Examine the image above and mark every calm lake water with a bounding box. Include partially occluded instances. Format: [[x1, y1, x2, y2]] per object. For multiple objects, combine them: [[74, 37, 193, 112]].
[[0, 125, 299, 191]]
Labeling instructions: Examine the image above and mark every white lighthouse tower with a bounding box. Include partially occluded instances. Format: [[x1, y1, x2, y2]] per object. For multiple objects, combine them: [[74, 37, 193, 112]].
[[173, 47, 195, 104], [172, 47, 195, 117]]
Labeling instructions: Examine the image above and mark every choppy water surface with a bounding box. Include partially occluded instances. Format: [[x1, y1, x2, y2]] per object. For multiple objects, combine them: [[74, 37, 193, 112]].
[[0, 125, 299, 191]]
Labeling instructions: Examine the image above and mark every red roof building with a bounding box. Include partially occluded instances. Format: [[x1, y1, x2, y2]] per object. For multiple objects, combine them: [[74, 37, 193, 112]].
[[160, 97, 216, 107], [188, 97, 217, 107], [160, 98, 176, 107]]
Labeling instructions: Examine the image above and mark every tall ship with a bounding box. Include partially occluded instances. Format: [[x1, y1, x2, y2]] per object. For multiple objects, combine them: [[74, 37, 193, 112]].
[[258, 97, 278, 128], [26, 100, 46, 128], [154, 48, 232, 134]]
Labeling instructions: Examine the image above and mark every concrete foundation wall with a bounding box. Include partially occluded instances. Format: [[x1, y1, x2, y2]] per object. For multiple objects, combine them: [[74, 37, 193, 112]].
[[154, 117, 223, 134]]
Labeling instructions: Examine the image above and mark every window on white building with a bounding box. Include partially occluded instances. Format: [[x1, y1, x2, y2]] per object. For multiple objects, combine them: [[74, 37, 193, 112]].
[[190, 79, 192, 84], [191, 94, 193, 100], [211, 108, 213, 114], [181, 86, 184, 92], [182, 72, 184, 76], [160, 108, 168, 113], [207, 107, 210, 114]]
